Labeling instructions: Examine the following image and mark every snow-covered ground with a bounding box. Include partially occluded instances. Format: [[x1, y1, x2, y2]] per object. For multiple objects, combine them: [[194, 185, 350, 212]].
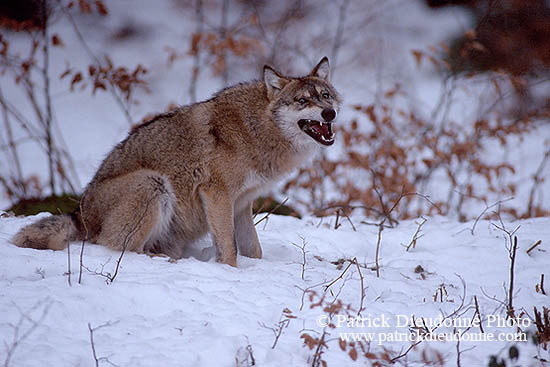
[[1, 213, 548, 366]]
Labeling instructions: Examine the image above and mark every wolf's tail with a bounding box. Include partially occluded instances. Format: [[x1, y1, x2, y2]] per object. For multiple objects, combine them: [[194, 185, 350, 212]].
[[11, 211, 84, 250]]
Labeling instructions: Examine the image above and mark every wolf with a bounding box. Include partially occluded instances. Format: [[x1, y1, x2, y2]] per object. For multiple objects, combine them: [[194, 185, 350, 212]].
[[12, 57, 341, 267]]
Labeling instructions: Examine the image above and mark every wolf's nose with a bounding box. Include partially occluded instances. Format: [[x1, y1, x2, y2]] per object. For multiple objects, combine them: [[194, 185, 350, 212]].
[[321, 108, 336, 122]]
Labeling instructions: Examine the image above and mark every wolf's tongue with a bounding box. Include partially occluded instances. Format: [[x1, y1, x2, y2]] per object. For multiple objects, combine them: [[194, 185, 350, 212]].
[[312, 123, 330, 137]]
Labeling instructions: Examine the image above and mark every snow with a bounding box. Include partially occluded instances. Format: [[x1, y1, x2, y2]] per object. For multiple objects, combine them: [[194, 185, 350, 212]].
[[1, 0, 549, 365], [1, 213, 548, 366]]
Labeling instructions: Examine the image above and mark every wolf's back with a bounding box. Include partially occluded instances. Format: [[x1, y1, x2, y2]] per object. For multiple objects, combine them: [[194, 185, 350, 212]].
[[11, 214, 83, 250]]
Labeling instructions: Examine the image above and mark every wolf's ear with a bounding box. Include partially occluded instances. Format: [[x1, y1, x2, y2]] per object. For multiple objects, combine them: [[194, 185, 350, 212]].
[[310, 57, 330, 80], [264, 65, 288, 99]]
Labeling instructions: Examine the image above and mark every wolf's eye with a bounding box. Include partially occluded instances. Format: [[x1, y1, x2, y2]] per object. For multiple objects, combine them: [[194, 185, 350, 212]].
[[322, 92, 330, 99], [298, 98, 307, 104]]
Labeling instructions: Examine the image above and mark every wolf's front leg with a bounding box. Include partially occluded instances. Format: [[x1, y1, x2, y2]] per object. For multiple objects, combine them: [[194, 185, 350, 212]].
[[234, 201, 262, 259], [201, 187, 237, 267]]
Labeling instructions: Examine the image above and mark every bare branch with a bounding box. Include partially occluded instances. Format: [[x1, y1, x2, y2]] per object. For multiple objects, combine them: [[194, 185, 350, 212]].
[[470, 197, 513, 235], [254, 197, 289, 227], [66, 241, 71, 286], [526, 239, 542, 255], [507, 235, 518, 319], [491, 215, 520, 319], [526, 146, 550, 217], [324, 257, 365, 315], [78, 195, 88, 284], [405, 216, 427, 251], [3, 300, 51, 367], [538, 274, 546, 295], [352, 257, 366, 316], [258, 308, 295, 350], [473, 295, 484, 333], [289, 237, 308, 281], [41, 0, 55, 194], [88, 321, 119, 367], [329, 0, 351, 77], [61, 5, 134, 125]]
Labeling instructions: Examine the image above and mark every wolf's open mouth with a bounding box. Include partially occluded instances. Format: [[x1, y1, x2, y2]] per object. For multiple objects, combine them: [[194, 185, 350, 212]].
[[297, 119, 335, 146]]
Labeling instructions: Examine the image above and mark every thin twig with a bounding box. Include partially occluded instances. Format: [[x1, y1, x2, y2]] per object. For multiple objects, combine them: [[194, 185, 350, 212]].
[[61, 4, 133, 125], [329, 0, 351, 77], [258, 308, 294, 350], [391, 274, 470, 363], [334, 209, 341, 229], [110, 189, 164, 283], [66, 241, 71, 286], [254, 197, 289, 226], [374, 188, 406, 276], [508, 236, 519, 319], [41, 0, 55, 194], [296, 281, 327, 311], [0, 87, 25, 197], [405, 216, 427, 251], [526, 239, 542, 255], [470, 197, 513, 235], [374, 222, 384, 277], [324, 260, 354, 292], [343, 212, 357, 231], [316, 204, 383, 218], [324, 257, 365, 315], [289, 237, 308, 281], [352, 258, 365, 316], [456, 328, 462, 367], [474, 295, 484, 333], [3, 300, 51, 367], [311, 326, 328, 367], [78, 195, 88, 284], [491, 215, 520, 319], [88, 323, 100, 367], [88, 321, 119, 367], [527, 147, 550, 216], [480, 286, 508, 310]]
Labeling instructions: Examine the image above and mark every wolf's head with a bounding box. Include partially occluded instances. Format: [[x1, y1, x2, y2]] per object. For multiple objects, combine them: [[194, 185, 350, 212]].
[[264, 57, 342, 149]]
